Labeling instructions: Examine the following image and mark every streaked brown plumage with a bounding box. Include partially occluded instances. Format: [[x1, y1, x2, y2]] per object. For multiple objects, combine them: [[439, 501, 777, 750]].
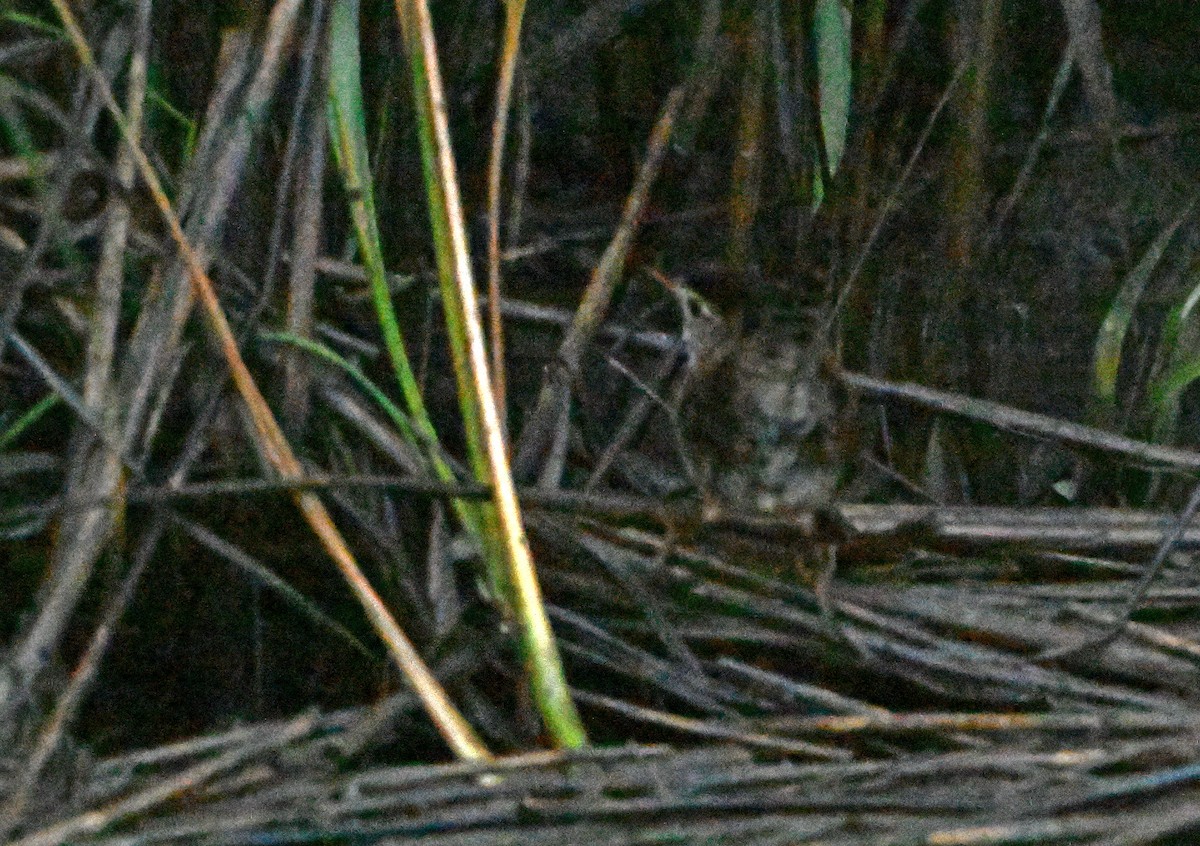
[[687, 315, 839, 512]]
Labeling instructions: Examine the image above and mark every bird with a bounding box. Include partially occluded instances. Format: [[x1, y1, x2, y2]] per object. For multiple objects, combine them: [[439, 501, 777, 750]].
[[687, 311, 840, 513]]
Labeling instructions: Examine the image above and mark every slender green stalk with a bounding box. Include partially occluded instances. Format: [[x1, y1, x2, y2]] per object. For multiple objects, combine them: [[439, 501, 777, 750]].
[[1092, 197, 1196, 426], [326, 0, 488, 545], [392, 0, 587, 746], [260, 332, 420, 444], [1148, 265, 1200, 444], [0, 394, 60, 452]]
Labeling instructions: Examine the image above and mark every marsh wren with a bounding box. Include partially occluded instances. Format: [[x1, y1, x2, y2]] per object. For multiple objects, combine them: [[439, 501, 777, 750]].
[[688, 311, 840, 512]]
